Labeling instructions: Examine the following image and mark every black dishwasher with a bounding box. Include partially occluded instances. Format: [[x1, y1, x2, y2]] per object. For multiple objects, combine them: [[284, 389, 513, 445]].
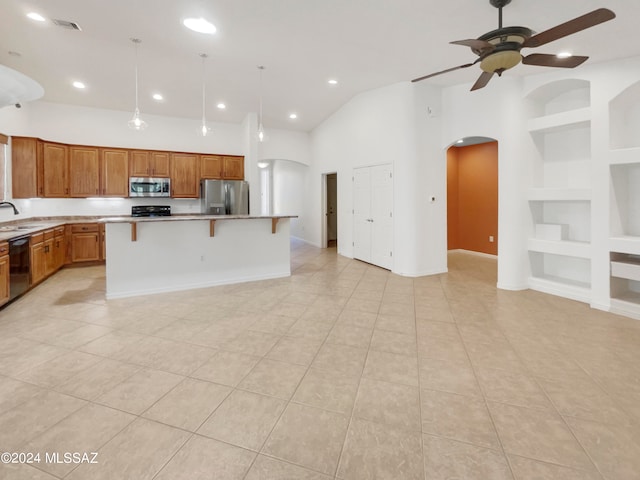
[[9, 235, 30, 301]]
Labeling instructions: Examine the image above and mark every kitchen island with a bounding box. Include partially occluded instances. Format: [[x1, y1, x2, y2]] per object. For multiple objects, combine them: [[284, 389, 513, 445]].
[[101, 215, 296, 299]]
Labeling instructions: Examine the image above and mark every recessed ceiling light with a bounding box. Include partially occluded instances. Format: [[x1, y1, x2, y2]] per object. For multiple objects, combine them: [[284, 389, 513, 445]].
[[183, 17, 216, 34], [72, 81, 85, 89], [557, 51, 572, 59], [217, 103, 226, 109], [152, 93, 163, 101], [328, 79, 338, 85], [289, 113, 298, 119], [27, 12, 46, 22]]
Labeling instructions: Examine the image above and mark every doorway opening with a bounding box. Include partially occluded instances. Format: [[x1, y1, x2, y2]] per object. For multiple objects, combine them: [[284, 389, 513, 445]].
[[322, 173, 338, 249], [447, 137, 499, 258]]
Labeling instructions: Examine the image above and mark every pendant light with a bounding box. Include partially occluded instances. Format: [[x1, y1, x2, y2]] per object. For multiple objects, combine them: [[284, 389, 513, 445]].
[[127, 38, 147, 130], [257, 65, 266, 142], [198, 53, 211, 136]]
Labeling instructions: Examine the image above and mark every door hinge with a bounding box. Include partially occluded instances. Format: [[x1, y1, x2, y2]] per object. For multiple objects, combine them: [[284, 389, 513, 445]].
[[352, 176, 354, 181], [390, 251, 393, 257], [352, 209, 354, 214], [390, 172, 393, 178], [390, 212, 392, 218], [352, 242, 354, 246]]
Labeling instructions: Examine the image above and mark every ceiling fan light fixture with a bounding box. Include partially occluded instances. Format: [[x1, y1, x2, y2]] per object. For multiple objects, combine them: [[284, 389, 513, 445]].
[[480, 50, 522, 73], [183, 17, 216, 35], [26, 12, 46, 22], [557, 51, 573, 58]]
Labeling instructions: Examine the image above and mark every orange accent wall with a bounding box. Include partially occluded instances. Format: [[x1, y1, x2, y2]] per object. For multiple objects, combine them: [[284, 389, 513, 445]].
[[447, 142, 498, 255]]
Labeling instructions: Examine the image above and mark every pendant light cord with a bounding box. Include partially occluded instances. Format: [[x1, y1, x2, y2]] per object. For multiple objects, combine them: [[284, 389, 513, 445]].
[[201, 54, 207, 125], [258, 65, 265, 126], [132, 38, 141, 112]]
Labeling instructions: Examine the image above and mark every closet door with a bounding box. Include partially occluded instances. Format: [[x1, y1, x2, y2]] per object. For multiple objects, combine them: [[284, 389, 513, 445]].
[[353, 164, 393, 269], [353, 167, 372, 263], [370, 164, 393, 270]]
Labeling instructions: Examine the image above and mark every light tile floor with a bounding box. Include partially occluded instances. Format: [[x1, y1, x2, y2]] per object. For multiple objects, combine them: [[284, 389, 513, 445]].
[[0, 242, 639, 479]]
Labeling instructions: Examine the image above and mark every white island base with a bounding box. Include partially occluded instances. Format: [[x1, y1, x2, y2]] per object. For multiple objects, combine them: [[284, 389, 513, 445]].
[[104, 216, 292, 299]]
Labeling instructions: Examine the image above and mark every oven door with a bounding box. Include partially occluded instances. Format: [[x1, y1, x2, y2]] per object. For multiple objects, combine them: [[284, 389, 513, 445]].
[[129, 178, 170, 197]]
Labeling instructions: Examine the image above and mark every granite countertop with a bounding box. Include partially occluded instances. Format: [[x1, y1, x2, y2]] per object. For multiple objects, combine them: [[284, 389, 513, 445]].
[[101, 214, 298, 224], [0, 214, 298, 242]]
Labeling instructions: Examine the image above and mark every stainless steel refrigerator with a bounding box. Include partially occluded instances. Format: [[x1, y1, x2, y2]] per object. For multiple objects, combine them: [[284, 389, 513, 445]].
[[200, 179, 250, 215]]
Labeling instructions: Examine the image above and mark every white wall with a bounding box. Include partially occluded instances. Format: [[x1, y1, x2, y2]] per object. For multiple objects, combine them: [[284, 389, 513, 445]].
[[442, 76, 530, 290], [309, 81, 448, 276], [272, 160, 308, 238]]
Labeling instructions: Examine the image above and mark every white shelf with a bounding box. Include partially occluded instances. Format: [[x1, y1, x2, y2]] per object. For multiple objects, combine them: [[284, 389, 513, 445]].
[[611, 258, 640, 281], [610, 147, 640, 165], [527, 107, 591, 134], [609, 297, 640, 321], [528, 188, 591, 201], [528, 275, 591, 303], [528, 238, 591, 258], [610, 236, 640, 255]]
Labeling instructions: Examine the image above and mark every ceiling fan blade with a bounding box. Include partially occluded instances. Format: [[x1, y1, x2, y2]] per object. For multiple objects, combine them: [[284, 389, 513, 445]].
[[450, 39, 496, 52], [470, 71, 494, 91], [522, 8, 615, 48], [523, 53, 589, 68], [411, 63, 475, 83]]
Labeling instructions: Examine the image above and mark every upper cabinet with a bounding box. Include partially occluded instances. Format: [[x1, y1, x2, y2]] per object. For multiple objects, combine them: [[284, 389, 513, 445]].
[[201, 154, 244, 180], [69, 146, 100, 197], [11, 136, 243, 198], [100, 148, 129, 197], [129, 150, 170, 177], [42, 142, 69, 197], [223, 156, 244, 180], [170, 153, 200, 198], [201, 155, 224, 179], [11, 136, 40, 198]]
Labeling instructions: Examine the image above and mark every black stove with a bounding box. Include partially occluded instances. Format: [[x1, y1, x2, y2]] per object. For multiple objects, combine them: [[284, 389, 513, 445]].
[[131, 205, 172, 217]]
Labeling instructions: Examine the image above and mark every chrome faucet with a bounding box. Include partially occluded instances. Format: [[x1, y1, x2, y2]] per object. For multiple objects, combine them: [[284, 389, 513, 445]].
[[0, 202, 19, 215]]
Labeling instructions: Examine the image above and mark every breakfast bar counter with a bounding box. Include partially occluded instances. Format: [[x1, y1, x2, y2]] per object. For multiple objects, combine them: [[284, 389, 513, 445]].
[[101, 215, 296, 299]]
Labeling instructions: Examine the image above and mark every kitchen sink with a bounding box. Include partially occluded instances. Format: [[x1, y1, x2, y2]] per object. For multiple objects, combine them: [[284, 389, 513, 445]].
[[0, 225, 43, 232]]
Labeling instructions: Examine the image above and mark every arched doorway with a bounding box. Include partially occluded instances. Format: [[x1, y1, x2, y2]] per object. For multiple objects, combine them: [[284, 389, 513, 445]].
[[446, 136, 499, 257]]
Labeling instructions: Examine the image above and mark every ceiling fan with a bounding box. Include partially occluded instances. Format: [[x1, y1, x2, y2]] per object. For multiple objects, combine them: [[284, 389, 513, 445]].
[[412, 0, 615, 91]]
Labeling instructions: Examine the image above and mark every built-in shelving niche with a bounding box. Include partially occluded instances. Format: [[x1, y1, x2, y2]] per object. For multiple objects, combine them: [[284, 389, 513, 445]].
[[610, 252, 640, 319], [525, 79, 592, 301], [610, 80, 640, 151], [609, 80, 640, 318]]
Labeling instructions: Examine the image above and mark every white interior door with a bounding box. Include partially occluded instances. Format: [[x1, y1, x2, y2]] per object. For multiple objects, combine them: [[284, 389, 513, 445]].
[[371, 164, 393, 270], [327, 174, 337, 241], [353, 167, 372, 263], [353, 164, 393, 269]]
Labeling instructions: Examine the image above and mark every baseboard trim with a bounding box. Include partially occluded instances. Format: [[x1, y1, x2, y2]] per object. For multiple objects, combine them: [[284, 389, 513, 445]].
[[449, 249, 497, 259]]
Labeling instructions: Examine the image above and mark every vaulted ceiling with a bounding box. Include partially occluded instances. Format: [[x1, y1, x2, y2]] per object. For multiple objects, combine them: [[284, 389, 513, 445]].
[[1, 0, 638, 131]]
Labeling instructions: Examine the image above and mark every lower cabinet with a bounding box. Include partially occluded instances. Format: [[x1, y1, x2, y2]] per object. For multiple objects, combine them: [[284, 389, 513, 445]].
[[30, 232, 47, 285], [70, 224, 101, 263], [0, 242, 9, 307]]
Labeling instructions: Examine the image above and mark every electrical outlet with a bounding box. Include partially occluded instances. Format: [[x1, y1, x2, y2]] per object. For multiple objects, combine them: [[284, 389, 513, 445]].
[[489, 236, 494, 242]]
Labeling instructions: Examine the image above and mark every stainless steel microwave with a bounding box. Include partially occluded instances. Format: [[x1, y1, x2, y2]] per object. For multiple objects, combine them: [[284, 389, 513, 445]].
[[129, 177, 171, 197]]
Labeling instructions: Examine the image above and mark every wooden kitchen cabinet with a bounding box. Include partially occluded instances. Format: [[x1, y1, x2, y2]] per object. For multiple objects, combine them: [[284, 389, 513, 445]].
[[222, 156, 244, 180], [11, 136, 42, 198], [130, 150, 170, 177], [150, 151, 170, 176], [100, 148, 129, 196], [70, 223, 101, 263], [30, 232, 46, 285], [53, 227, 66, 270], [69, 146, 100, 197], [170, 153, 200, 198], [201, 155, 244, 180], [201, 155, 223, 179], [0, 242, 9, 307], [42, 142, 69, 197]]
